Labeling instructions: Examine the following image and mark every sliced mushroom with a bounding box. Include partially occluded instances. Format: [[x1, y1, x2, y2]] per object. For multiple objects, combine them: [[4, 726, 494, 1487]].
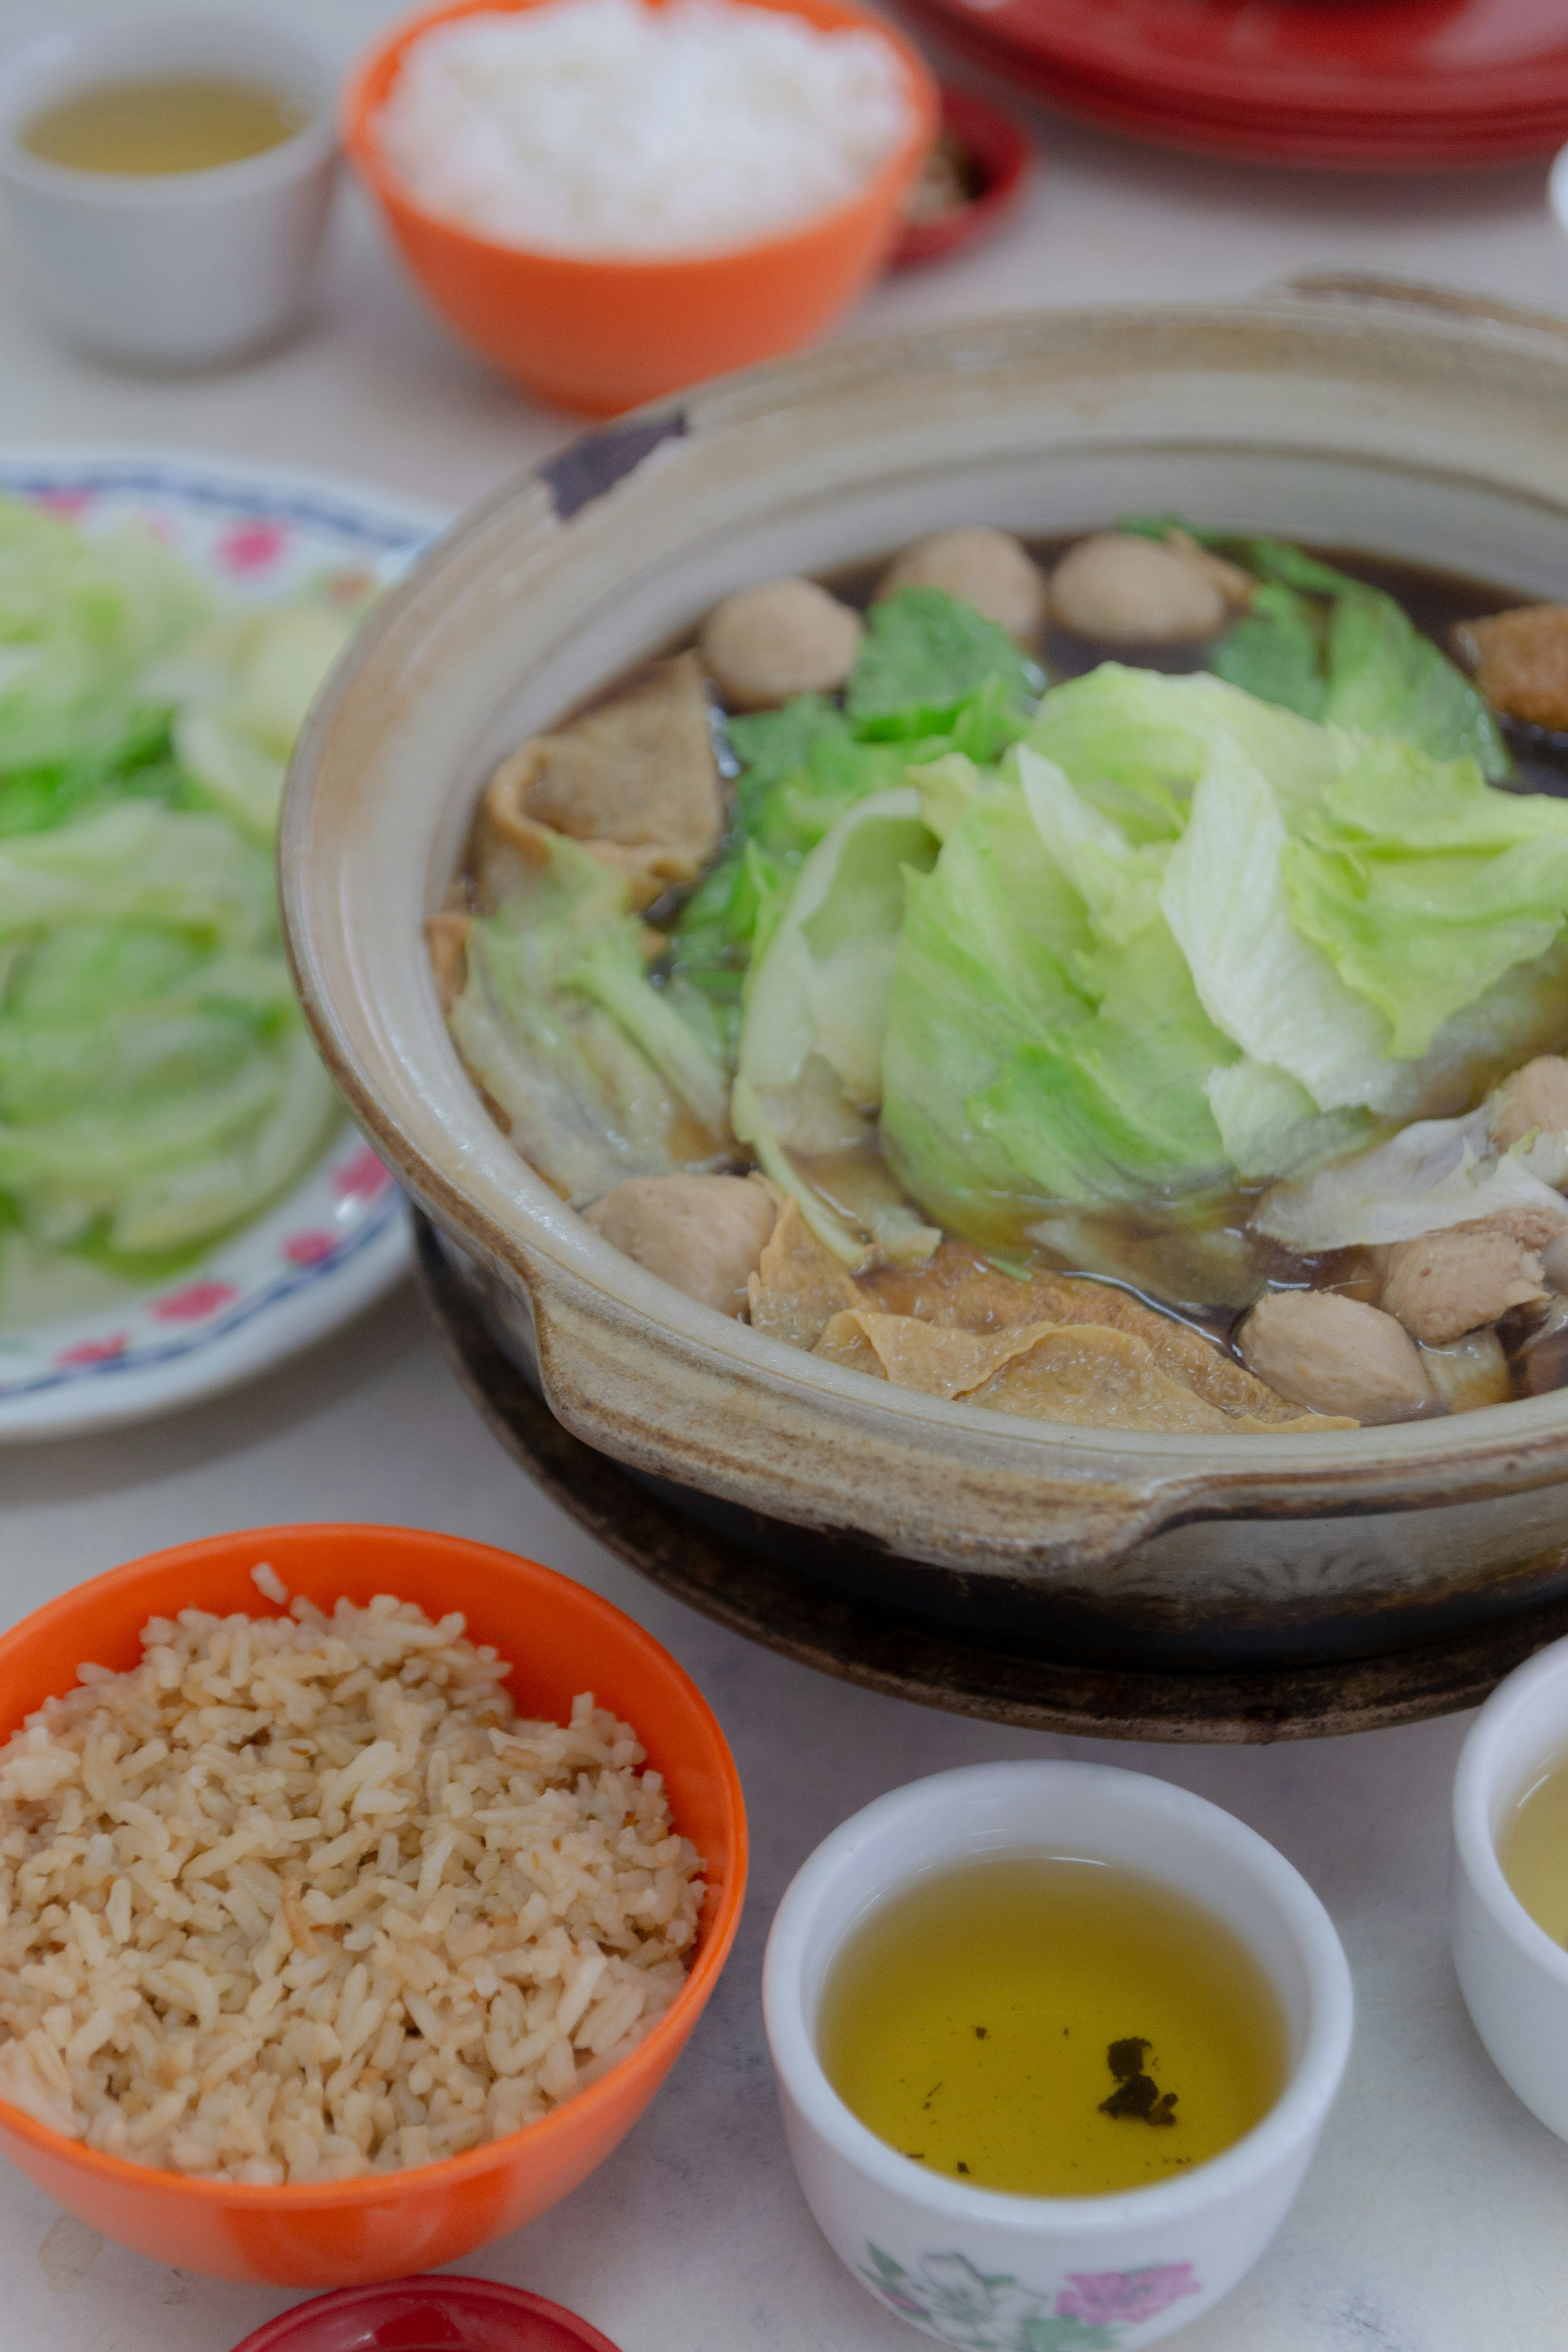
[[1376, 1210, 1561, 1348], [1049, 532, 1227, 646], [1453, 605, 1568, 731], [583, 1172, 777, 1317], [876, 527, 1048, 646], [1236, 1290, 1437, 1425], [477, 652, 723, 911], [699, 577, 863, 710]]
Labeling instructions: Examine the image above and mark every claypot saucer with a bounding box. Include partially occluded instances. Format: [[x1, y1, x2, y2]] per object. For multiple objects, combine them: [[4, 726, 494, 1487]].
[[415, 1216, 1568, 1744]]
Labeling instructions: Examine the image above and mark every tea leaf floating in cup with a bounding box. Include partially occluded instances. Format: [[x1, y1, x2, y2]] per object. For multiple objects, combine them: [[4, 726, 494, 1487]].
[[19, 79, 309, 176], [818, 1857, 1286, 2196]]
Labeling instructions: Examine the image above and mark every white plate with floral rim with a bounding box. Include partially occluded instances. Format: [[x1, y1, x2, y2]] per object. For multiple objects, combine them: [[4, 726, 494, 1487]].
[[0, 445, 449, 1442]]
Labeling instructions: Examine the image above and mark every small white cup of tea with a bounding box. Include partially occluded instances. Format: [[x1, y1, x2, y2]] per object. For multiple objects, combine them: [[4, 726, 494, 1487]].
[[1451, 1633, 1568, 2142], [763, 1761, 1353, 2349], [0, 11, 337, 368]]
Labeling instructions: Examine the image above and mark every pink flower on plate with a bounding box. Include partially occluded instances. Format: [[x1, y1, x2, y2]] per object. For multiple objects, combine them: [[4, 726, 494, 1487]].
[[281, 1230, 337, 1268], [332, 1145, 393, 1204], [32, 488, 90, 518], [56, 1333, 130, 1368], [151, 1281, 240, 1324], [214, 519, 289, 575], [1056, 2265, 1201, 2327]]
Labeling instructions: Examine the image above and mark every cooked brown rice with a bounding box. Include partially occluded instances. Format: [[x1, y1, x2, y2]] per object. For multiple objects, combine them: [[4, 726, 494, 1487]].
[[0, 1571, 705, 2183]]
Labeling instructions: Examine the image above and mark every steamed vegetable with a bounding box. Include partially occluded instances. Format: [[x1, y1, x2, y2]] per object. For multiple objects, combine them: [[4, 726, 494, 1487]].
[[733, 789, 940, 1265], [451, 831, 731, 1205], [0, 493, 356, 1309], [1125, 517, 1509, 777], [880, 661, 1568, 1267], [665, 588, 1033, 1051]]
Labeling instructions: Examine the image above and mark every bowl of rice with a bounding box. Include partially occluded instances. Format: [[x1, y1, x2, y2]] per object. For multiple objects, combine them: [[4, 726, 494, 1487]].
[[342, 0, 939, 413], [0, 1523, 746, 2284]]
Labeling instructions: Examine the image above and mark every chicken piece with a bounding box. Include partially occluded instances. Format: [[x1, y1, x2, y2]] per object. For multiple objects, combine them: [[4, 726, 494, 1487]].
[[1237, 1291, 1437, 1425], [1488, 1056, 1568, 1157], [877, 527, 1048, 647], [1377, 1209, 1562, 1347], [425, 911, 470, 1014], [480, 652, 723, 911], [1050, 532, 1227, 646], [1453, 605, 1568, 732], [699, 578, 863, 710], [582, 1173, 776, 1317]]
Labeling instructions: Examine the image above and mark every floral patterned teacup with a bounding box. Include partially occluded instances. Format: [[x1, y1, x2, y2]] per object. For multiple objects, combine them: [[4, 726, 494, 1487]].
[[762, 1762, 1354, 2349]]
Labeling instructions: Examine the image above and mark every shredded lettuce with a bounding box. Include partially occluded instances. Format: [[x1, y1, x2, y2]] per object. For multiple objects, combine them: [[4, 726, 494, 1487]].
[[0, 492, 361, 1314]]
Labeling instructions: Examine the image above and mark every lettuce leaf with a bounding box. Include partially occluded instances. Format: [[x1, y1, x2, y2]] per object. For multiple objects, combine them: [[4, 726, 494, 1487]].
[[0, 497, 217, 770], [846, 587, 1038, 735], [734, 788, 940, 1263], [452, 831, 731, 1206], [1284, 739, 1568, 1057], [1145, 523, 1510, 778]]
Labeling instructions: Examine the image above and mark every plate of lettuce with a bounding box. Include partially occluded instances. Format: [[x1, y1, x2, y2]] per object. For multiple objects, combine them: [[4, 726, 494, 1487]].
[[0, 448, 444, 1440]]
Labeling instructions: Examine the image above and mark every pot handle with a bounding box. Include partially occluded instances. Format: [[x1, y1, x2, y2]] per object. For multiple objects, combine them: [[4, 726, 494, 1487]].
[[1262, 267, 1568, 345]]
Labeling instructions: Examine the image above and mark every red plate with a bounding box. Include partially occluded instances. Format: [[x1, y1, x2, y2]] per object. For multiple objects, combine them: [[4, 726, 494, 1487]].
[[230, 2279, 623, 2352], [897, 0, 1568, 168], [893, 83, 1032, 268], [907, 0, 1568, 123]]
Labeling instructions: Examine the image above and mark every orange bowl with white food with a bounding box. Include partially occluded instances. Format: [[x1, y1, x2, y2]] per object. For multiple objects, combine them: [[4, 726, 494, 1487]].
[[342, 0, 940, 414], [0, 1524, 746, 2284]]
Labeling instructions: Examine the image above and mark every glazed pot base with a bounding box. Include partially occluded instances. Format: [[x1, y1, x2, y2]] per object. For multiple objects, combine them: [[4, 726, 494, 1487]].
[[414, 1216, 1568, 1744]]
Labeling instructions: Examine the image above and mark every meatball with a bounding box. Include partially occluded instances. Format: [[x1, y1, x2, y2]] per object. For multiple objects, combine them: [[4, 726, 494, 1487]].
[[699, 578, 863, 710], [1236, 1291, 1436, 1425], [1488, 1056, 1568, 1156], [1376, 1210, 1560, 1348], [582, 1173, 777, 1316], [1050, 532, 1227, 646], [877, 527, 1048, 647]]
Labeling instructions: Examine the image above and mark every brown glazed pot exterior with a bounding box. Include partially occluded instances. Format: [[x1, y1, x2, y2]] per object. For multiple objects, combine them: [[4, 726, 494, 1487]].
[[283, 292, 1568, 1662]]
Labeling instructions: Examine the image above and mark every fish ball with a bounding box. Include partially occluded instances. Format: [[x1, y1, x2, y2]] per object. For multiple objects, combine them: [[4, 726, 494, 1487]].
[[1051, 532, 1227, 646], [700, 577, 863, 710], [877, 526, 1047, 646]]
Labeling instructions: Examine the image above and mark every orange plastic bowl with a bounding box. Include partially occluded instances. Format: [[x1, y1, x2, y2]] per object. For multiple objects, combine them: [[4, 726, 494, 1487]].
[[342, 0, 940, 414], [0, 1525, 747, 2285]]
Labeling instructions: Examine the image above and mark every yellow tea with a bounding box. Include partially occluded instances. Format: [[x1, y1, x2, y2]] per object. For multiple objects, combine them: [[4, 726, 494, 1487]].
[[818, 1855, 1287, 2197], [20, 78, 305, 177], [1501, 1746, 1568, 1945]]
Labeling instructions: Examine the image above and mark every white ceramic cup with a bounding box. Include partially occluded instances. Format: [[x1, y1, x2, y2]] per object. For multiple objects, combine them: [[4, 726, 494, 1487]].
[[764, 1762, 1354, 2351], [0, 13, 337, 368], [1451, 1633, 1568, 2141]]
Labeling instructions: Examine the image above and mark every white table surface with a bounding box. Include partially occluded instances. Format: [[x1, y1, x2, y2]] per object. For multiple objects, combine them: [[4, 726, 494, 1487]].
[[5, 7, 1568, 2347]]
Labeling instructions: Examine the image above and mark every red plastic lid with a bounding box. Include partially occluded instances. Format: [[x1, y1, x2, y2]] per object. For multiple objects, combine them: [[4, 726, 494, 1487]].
[[230, 2278, 623, 2352], [897, 0, 1568, 127]]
